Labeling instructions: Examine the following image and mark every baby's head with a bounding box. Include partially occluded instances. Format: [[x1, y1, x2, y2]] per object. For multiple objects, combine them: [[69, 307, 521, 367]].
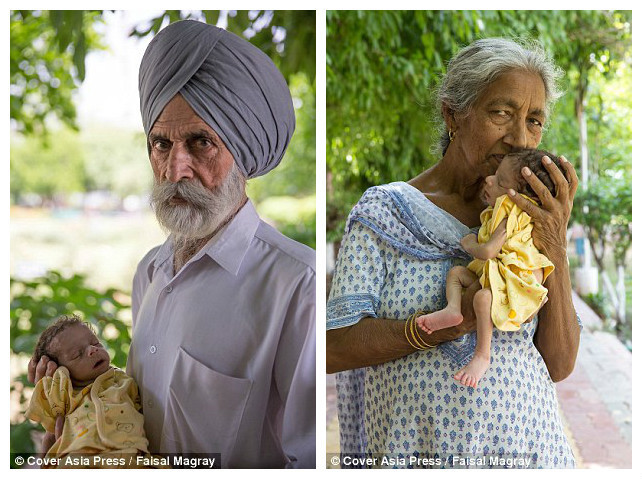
[[33, 314, 111, 385], [482, 149, 563, 205]]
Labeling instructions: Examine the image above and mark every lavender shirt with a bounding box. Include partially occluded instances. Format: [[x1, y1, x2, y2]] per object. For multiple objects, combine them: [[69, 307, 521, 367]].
[[127, 201, 315, 468]]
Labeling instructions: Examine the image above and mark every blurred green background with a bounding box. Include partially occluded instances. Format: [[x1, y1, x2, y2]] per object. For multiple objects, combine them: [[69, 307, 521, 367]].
[[326, 10, 631, 344], [10, 10, 315, 461]]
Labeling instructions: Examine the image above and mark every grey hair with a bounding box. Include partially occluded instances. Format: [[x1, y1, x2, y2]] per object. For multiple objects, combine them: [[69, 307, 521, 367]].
[[437, 37, 564, 155]]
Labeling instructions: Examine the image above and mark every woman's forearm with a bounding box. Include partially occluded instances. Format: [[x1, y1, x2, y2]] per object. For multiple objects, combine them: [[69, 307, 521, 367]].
[[326, 282, 478, 374], [534, 252, 581, 382]]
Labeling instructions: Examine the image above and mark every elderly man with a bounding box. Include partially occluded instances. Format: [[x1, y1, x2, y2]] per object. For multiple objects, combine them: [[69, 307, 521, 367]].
[[30, 20, 315, 468]]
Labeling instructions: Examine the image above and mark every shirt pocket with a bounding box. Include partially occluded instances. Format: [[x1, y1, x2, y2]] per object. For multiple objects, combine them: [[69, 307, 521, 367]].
[[160, 347, 252, 462]]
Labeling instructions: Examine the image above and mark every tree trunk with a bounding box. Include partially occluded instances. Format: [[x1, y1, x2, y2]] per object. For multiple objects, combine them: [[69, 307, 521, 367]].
[[576, 80, 592, 270], [616, 265, 626, 323], [601, 273, 620, 323]]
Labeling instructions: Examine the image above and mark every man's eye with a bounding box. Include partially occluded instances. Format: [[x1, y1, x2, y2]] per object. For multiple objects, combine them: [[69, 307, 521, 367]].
[[195, 138, 212, 148], [529, 118, 544, 128], [153, 140, 169, 151]]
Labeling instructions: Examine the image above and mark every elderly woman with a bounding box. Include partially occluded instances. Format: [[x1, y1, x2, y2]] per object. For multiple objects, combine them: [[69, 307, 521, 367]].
[[327, 38, 581, 468]]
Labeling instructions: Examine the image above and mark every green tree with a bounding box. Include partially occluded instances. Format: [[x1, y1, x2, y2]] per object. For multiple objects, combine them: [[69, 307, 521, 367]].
[[80, 128, 150, 197], [10, 10, 106, 135], [10, 128, 87, 204], [572, 175, 631, 325]]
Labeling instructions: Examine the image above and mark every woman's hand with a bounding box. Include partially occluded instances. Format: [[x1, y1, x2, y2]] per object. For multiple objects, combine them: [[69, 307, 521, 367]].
[[508, 154, 581, 381], [508, 155, 578, 260]]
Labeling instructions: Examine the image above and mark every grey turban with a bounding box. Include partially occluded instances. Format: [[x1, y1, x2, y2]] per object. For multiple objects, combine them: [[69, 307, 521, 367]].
[[139, 20, 295, 178]]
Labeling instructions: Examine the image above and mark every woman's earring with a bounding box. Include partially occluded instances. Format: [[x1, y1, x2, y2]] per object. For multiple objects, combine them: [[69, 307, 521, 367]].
[[448, 129, 456, 142]]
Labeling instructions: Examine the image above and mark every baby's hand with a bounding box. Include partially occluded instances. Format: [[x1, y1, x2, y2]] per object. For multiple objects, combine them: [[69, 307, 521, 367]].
[[460, 234, 478, 251]]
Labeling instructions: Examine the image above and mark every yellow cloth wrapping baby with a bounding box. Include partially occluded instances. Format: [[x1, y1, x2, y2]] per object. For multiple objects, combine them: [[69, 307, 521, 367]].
[[25, 367, 149, 460], [467, 194, 555, 331]]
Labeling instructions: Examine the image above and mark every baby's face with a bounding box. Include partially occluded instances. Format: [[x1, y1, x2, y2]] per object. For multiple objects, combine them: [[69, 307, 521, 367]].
[[481, 153, 522, 205], [50, 323, 111, 384]]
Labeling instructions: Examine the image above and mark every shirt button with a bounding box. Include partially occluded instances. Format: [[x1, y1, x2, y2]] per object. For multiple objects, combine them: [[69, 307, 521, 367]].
[[165, 286, 173, 293], [149, 345, 157, 354]]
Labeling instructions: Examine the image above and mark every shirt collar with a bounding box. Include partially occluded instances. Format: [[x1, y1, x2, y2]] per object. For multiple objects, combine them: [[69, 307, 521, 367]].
[[148, 200, 260, 278]]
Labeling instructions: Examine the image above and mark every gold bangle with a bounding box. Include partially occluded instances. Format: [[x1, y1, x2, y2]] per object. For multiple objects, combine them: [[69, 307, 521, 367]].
[[405, 311, 437, 350], [408, 311, 435, 350], [409, 311, 428, 348], [411, 313, 436, 349], [405, 313, 422, 350], [408, 313, 425, 349]]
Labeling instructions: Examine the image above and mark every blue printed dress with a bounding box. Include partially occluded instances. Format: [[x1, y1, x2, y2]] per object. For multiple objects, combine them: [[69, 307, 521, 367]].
[[327, 182, 576, 469]]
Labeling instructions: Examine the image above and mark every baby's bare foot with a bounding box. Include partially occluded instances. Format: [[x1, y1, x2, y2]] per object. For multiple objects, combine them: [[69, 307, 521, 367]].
[[416, 308, 463, 334], [454, 354, 490, 389]]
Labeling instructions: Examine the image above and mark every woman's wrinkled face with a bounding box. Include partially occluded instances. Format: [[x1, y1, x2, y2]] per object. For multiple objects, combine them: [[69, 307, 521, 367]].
[[451, 69, 547, 182]]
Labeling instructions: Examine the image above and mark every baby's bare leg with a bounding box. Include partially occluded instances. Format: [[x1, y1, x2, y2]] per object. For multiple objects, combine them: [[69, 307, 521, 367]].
[[417, 266, 478, 334], [454, 288, 493, 388]]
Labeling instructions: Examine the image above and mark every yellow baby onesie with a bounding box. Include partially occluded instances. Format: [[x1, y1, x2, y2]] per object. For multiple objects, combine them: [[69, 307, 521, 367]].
[[26, 366, 149, 462], [467, 194, 555, 331]]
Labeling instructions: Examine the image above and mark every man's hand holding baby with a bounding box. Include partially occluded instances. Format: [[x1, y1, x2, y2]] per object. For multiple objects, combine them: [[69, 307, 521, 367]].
[[28, 355, 58, 385], [28, 357, 63, 452]]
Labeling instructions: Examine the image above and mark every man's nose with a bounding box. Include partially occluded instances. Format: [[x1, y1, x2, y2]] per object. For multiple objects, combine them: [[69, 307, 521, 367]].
[[166, 142, 194, 183]]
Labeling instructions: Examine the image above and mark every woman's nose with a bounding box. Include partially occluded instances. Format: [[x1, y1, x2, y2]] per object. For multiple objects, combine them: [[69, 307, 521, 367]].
[[505, 120, 528, 149]]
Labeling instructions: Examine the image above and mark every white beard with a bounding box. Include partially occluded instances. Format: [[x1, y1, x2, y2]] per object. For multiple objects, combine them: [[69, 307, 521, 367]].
[[150, 164, 246, 242]]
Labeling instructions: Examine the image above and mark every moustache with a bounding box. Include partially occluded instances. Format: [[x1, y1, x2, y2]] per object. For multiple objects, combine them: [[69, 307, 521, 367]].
[[151, 179, 217, 211]]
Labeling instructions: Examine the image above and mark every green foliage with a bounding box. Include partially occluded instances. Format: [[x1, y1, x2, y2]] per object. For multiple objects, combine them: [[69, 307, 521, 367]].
[[248, 72, 316, 202], [10, 129, 87, 203], [80, 128, 150, 197], [10, 127, 152, 203], [10, 10, 106, 135], [10, 271, 133, 459], [572, 174, 632, 270], [256, 195, 316, 249], [10, 421, 41, 467], [581, 292, 611, 321]]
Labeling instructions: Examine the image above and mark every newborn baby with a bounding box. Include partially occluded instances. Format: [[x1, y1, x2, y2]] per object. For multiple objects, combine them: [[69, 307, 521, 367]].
[[26, 314, 150, 467], [416, 150, 560, 388]]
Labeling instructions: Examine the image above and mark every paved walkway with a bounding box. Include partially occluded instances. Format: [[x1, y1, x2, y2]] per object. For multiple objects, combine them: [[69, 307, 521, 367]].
[[326, 291, 632, 469], [555, 292, 632, 468]]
